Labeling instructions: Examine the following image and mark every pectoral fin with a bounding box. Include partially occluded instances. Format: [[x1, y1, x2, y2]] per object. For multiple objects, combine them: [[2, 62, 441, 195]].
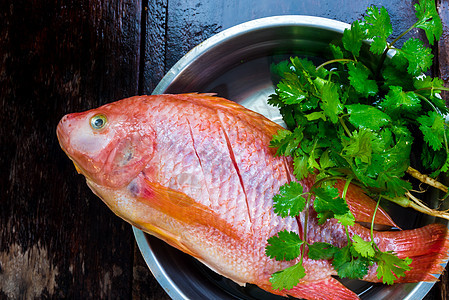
[[134, 222, 199, 258], [137, 179, 240, 241]]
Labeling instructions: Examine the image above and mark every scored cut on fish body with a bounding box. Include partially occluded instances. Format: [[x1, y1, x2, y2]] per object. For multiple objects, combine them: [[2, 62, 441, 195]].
[[136, 94, 305, 284], [57, 93, 449, 300]]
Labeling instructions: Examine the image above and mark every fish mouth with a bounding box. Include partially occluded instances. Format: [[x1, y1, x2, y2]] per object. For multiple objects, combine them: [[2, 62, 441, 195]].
[[56, 118, 71, 157], [56, 121, 92, 179]]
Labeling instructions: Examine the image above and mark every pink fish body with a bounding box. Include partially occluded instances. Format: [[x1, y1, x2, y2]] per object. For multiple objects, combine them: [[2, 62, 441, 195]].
[[57, 94, 449, 300]]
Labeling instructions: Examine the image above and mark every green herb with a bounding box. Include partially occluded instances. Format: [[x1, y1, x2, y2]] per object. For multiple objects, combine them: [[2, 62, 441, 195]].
[[266, 230, 304, 261], [266, 0, 446, 290], [269, 261, 306, 291], [272, 182, 307, 218], [313, 185, 355, 226]]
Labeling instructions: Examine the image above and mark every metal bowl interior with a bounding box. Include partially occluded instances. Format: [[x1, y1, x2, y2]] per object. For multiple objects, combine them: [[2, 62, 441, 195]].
[[134, 15, 448, 300]]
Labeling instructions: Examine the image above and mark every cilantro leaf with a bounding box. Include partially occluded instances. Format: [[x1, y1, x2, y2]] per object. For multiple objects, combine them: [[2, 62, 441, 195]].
[[270, 60, 292, 79], [305, 111, 326, 122], [414, 76, 449, 114], [341, 128, 384, 165], [320, 82, 343, 124], [370, 37, 388, 55], [293, 152, 314, 180], [337, 256, 371, 279], [266, 230, 304, 261], [332, 244, 370, 279], [277, 79, 308, 105], [379, 86, 421, 119], [346, 104, 391, 130], [348, 62, 378, 96], [414, 75, 444, 94], [313, 185, 355, 225], [360, 6, 393, 54], [266, 2, 448, 288], [307, 242, 339, 260], [418, 111, 446, 151], [291, 57, 319, 78], [357, 127, 413, 196], [421, 143, 449, 176], [414, 0, 443, 45], [381, 64, 415, 91], [362, 6, 393, 39], [270, 128, 303, 156], [375, 251, 412, 284], [393, 38, 433, 76], [270, 262, 306, 291], [377, 173, 412, 197], [273, 181, 307, 218], [330, 44, 344, 59], [319, 149, 336, 170], [352, 235, 375, 258], [342, 21, 365, 57]]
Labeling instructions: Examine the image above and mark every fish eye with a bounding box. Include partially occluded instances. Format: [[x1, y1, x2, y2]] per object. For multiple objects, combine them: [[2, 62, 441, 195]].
[[90, 114, 108, 130]]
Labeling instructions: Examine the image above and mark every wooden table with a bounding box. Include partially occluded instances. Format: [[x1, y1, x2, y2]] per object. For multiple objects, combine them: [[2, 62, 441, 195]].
[[1, 0, 449, 299]]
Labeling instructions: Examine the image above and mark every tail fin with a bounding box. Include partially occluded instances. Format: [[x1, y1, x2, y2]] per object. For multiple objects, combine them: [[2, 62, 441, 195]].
[[334, 180, 398, 228], [261, 276, 359, 300], [364, 223, 449, 283]]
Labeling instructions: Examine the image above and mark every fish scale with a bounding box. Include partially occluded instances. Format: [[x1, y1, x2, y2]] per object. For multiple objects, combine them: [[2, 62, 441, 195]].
[[57, 93, 449, 300]]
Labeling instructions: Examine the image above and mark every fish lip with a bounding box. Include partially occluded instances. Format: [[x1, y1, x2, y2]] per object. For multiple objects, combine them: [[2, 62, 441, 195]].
[[56, 118, 71, 156], [56, 120, 94, 180]]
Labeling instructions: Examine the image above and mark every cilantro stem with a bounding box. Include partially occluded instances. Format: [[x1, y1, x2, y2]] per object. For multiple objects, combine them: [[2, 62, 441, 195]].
[[389, 21, 418, 48], [414, 86, 449, 93], [406, 166, 448, 193], [415, 92, 440, 114], [376, 20, 420, 78], [339, 117, 352, 137], [370, 196, 382, 252], [299, 193, 313, 264], [412, 93, 449, 167], [342, 177, 352, 200], [315, 59, 354, 71], [311, 175, 348, 190], [342, 178, 354, 245], [344, 225, 351, 243], [383, 193, 449, 220], [376, 48, 390, 80]]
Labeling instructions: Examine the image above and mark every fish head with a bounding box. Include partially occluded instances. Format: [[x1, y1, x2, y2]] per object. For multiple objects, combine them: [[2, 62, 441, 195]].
[[56, 98, 155, 188]]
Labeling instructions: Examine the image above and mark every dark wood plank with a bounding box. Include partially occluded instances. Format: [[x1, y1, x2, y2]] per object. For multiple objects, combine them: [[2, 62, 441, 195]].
[[438, 0, 449, 99], [141, 0, 169, 94], [0, 0, 141, 298], [132, 243, 170, 300]]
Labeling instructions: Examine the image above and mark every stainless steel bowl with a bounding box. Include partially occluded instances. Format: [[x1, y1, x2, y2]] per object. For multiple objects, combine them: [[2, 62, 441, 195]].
[[133, 15, 446, 299]]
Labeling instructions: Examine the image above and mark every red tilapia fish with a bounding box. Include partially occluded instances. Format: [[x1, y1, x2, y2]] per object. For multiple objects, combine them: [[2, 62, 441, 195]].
[[57, 93, 449, 300]]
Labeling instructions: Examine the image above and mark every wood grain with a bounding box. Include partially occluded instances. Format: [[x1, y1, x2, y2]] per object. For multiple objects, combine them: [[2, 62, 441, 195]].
[[438, 0, 449, 103], [141, 0, 169, 94], [0, 0, 142, 298]]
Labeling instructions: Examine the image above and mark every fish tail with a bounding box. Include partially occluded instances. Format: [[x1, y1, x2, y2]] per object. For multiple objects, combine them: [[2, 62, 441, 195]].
[[335, 180, 398, 228], [367, 223, 449, 282], [262, 277, 359, 300]]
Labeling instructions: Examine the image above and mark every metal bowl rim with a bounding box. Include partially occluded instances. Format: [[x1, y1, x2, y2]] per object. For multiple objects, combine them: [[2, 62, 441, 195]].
[[153, 15, 350, 95], [134, 15, 440, 300]]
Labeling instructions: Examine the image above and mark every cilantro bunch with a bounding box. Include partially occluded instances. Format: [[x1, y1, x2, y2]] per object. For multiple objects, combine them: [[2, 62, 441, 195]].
[[265, 0, 449, 291]]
